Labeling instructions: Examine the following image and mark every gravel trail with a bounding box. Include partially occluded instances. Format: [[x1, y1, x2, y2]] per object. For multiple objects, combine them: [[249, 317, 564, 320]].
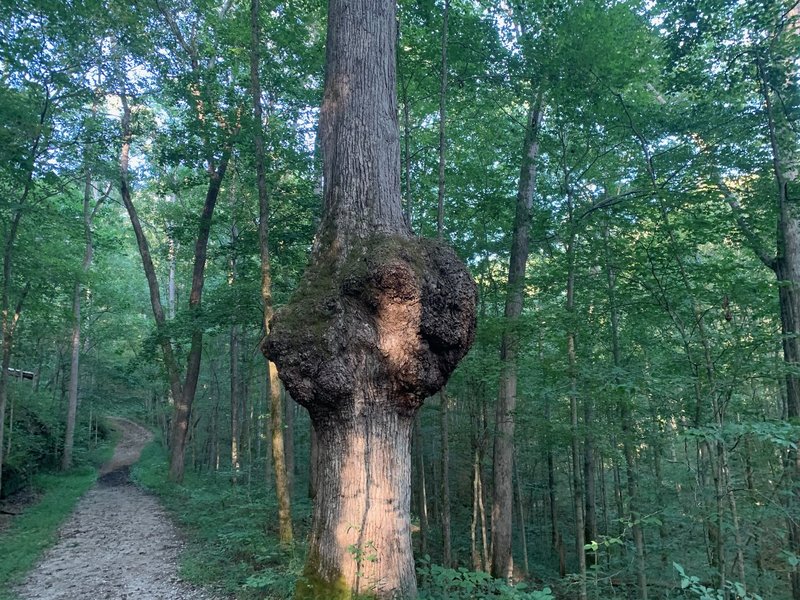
[[14, 418, 217, 600]]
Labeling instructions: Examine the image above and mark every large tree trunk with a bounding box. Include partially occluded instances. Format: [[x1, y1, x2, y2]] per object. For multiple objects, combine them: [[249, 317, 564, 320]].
[[265, 1, 476, 596], [491, 98, 542, 580]]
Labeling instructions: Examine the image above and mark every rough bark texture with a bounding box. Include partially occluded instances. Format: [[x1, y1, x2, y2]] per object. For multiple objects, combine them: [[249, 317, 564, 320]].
[[264, 0, 476, 596]]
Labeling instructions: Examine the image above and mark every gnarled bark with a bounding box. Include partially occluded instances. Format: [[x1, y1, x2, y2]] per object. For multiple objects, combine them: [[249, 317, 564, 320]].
[[264, 1, 476, 596]]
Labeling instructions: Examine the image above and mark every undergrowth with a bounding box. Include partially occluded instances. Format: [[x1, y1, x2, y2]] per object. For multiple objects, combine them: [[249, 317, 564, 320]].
[[132, 440, 307, 598], [132, 439, 556, 600], [416, 556, 554, 600], [0, 425, 116, 600]]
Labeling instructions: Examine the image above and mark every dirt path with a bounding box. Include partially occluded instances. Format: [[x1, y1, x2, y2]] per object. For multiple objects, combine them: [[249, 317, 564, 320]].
[[14, 418, 218, 600]]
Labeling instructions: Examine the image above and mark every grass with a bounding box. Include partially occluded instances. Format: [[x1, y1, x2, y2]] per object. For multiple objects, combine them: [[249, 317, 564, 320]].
[[0, 428, 116, 600], [131, 440, 308, 599]]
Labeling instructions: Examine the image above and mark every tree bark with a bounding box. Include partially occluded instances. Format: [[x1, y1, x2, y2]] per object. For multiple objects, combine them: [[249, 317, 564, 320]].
[[491, 98, 543, 580], [264, 1, 476, 596]]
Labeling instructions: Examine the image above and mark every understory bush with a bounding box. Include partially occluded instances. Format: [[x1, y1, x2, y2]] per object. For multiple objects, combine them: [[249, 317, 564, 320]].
[[416, 556, 554, 600], [1, 382, 111, 498]]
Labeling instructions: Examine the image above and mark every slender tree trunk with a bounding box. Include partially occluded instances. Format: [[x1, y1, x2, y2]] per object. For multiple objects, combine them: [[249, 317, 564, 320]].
[[167, 233, 177, 320], [285, 390, 295, 495], [515, 454, 529, 577], [264, 1, 476, 596], [479, 452, 490, 572], [472, 446, 481, 570], [760, 60, 800, 596], [440, 392, 452, 566], [62, 163, 96, 470], [309, 423, 318, 499], [6, 397, 13, 458], [271, 362, 292, 543], [414, 415, 429, 555], [548, 449, 559, 553], [436, 0, 449, 238], [583, 396, 597, 566], [402, 84, 412, 230], [491, 97, 543, 581], [565, 185, 586, 599], [169, 161, 228, 482], [250, 0, 293, 544], [604, 225, 648, 599], [230, 322, 240, 481]]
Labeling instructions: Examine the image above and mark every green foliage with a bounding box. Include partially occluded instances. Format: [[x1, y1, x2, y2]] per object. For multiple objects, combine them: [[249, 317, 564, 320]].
[[2, 384, 112, 497], [416, 556, 554, 600], [673, 563, 764, 600]]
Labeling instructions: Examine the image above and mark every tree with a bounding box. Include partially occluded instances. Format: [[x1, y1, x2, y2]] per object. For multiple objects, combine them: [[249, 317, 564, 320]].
[[264, 0, 477, 597], [490, 94, 543, 582], [62, 150, 107, 471], [249, 0, 293, 544]]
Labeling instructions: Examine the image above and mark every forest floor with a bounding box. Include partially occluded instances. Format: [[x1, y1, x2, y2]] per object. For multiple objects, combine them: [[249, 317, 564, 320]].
[[13, 417, 218, 600]]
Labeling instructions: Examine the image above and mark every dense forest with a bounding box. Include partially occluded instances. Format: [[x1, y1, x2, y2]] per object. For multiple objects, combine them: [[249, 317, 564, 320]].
[[1, 0, 799, 599]]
